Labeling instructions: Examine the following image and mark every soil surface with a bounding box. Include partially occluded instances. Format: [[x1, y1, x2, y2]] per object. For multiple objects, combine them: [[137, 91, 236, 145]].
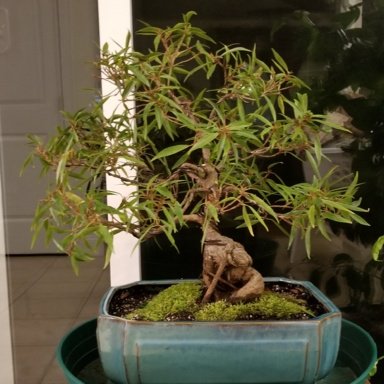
[[108, 281, 327, 321]]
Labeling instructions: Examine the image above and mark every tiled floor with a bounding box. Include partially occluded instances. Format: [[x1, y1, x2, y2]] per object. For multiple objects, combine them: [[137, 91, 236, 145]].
[[7, 255, 110, 384]]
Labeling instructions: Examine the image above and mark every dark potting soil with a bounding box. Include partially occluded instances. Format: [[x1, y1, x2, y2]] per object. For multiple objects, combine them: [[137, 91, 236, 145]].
[[108, 281, 327, 321]]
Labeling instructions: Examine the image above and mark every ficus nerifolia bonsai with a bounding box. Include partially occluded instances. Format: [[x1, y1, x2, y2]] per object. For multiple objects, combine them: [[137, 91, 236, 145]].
[[26, 12, 368, 304]]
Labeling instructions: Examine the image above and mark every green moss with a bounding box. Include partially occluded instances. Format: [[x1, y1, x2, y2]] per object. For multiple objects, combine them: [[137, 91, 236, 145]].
[[126, 282, 202, 321], [196, 301, 240, 321], [248, 292, 315, 319], [126, 283, 315, 321], [195, 292, 314, 321]]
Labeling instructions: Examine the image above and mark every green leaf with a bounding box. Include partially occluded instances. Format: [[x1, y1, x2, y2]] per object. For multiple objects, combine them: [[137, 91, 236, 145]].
[[206, 203, 219, 223], [305, 150, 320, 179], [161, 221, 178, 250], [322, 199, 359, 213], [129, 66, 150, 87], [98, 225, 114, 252], [190, 132, 218, 152], [372, 236, 384, 261], [348, 212, 370, 226], [344, 172, 359, 197], [308, 205, 316, 228], [288, 226, 298, 250], [156, 186, 174, 200], [239, 205, 269, 233], [322, 212, 353, 224], [242, 205, 254, 236], [162, 207, 177, 231], [263, 96, 277, 121], [237, 98, 245, 121], [313, 137, 322, 164], [277, 95, 285, 114], [247, 194, 277, 220], [206, 63, 217, 79], [317, 220, 331, 241], [152, 144, 189, 161], [304, 227, 312, 258], [272, 49, 289, 72], [172, 150, 191, 169]]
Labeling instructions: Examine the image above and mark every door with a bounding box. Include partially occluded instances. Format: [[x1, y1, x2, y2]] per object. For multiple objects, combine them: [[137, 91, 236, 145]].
[[0, 0, 99, 254]]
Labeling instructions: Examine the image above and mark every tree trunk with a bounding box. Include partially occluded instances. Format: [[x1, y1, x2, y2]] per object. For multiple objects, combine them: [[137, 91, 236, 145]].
[[201, 225, 265, 303]]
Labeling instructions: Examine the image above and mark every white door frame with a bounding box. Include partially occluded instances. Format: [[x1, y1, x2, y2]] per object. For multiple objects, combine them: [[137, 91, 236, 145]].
[[98, 0, 141, 286], [0, 126, 14, 383]]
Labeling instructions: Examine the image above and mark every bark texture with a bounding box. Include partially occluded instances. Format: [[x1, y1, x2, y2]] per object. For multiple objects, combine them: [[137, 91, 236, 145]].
[[202, 225, 265, 303]]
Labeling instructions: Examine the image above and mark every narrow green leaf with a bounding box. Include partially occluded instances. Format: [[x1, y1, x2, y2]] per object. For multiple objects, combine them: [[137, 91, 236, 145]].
[[98, 225, 114, 252], [190, 132, 218, 152], [129, 66, 150, 87], [152, 144, 189, 161], [247, 194, 277, 220], [263, 96, 277, 121], [322, 199, 355, 212], [161, 222, 178, 250], [304, 227, 312, 258], [313, 137, 322, 164], [237, 99, 245, 121], [162, 208, 177, 231], [242, 206, 254, 236], [288, 226, 298, 250], [172, 150, 191, 169], [305, 150, 320, 179], [154, 108, 163, 131], [372, 235, 384, 261], [322, 212, 353, 224], [206, 203, 219, 223], [277, 95, 285, 114], [308, 205, 316, 228], [317, 220, 331, 241], [156, 186, 174, 200], [206, 63, 217, 79], [272, 49, 289, 72], [344, 172, 359, 198], [348, 212, 370, 226]]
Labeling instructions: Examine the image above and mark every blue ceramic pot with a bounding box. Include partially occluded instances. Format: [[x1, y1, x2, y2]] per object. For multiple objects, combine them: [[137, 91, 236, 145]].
[[97, 278, 341, 384]]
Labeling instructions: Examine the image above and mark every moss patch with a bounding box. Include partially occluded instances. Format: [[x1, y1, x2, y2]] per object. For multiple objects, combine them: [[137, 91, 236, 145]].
[[125, 282, 315, 321], [196, 292, 314, 321], [126, 282, 202, 321]]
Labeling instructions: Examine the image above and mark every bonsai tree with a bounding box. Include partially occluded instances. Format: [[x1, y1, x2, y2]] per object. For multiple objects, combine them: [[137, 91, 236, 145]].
[[26, 12, 367, 304]]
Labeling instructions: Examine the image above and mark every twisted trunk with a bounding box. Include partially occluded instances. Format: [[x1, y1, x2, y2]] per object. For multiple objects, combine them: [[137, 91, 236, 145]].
[[201, 224, 265, 303], [179, 148, 265, 304]]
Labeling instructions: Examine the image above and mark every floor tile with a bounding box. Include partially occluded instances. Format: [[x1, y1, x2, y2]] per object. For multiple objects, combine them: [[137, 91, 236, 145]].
[[7, 257, 57, 301], [77, 296, 102, 319], [24, 281, 95, 300], [11, 296, 86, 319], [7, 256, 56, 271], [39, 256, 106, 283], [41, 360, 67, 384], [6, 254, 111, 384], [12, 318, 75, 346], [90, 270, 111, 296], [13, 346, 56, 384]]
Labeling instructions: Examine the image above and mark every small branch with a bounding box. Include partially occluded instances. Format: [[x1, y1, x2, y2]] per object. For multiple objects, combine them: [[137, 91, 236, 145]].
[[182, 214, 203, 225]]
